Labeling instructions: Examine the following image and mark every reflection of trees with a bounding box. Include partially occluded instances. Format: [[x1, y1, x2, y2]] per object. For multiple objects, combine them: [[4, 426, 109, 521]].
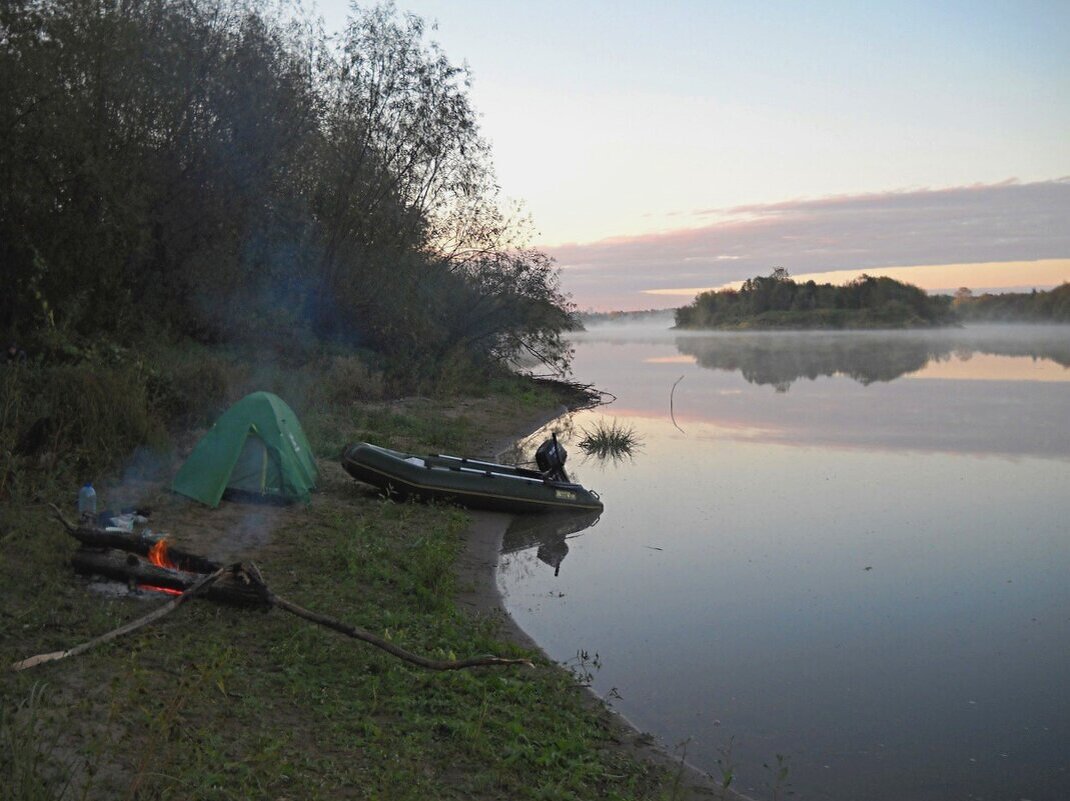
[[972, 334, 1070, 367], [677, 334, 938, 388], [675, 329, 1070, 389]]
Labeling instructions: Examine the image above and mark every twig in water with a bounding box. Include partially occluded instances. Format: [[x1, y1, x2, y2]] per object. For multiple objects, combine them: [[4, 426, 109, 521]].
[[670, 375, 686, 434]]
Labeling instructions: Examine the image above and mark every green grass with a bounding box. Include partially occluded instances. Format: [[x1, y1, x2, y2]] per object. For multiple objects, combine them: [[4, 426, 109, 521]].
[[0, 372, 682, 801], [578, 419, 643, 461]]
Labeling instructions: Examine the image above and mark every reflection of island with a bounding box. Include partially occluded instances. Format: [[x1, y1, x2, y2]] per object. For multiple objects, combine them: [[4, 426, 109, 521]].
[[501, 510, 601, 576], [675, 329, 1070, 390]]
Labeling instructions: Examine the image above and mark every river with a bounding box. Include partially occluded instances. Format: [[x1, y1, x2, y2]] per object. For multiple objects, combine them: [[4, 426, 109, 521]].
[[498, 324, 1070, 801]]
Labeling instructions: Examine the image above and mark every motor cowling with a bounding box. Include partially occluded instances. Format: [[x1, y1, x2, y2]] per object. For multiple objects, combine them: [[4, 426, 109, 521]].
[[536, 435, 569, 482]]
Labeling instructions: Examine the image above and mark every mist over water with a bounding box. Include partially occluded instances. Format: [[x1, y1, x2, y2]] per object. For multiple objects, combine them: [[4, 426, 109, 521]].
[[499, 324, 1070, 801]]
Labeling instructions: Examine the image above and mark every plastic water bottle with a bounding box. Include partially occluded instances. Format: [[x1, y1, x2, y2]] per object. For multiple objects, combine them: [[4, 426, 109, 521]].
[[78, 482, 97, 520]]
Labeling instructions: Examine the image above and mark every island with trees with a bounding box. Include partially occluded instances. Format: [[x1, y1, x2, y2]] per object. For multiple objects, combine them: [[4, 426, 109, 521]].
[[674, 269, 1070, 330], [674, 269, 956, 330]]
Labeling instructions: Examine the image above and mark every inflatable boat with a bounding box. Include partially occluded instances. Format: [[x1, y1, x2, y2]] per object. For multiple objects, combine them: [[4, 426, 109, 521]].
[[341, 439, 603, 514]]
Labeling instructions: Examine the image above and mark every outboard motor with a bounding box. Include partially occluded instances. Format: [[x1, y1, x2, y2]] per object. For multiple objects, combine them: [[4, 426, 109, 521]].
[[535, 433, 569, 483]]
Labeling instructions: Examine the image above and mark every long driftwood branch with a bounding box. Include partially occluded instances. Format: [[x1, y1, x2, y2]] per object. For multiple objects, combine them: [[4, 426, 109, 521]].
[[271, 594, 533, 670], [237, 563, 533, 671], [21, 512, 535, 673], [11, 567, 227, 671]]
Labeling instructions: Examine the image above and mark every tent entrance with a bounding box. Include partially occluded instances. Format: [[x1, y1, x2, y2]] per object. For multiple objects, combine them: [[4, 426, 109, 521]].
[[227, 432, 284, 496]]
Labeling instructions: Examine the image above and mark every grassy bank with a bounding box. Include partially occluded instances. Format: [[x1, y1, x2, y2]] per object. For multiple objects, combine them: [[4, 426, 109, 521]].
[[0, 353, 699, 800]]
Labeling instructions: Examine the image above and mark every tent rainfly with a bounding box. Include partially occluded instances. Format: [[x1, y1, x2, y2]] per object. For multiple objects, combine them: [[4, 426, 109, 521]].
[[171, 392, 318, 507]]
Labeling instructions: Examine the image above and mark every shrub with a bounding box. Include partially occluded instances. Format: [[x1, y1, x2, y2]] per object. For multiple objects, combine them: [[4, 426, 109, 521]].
[[0, 363, 168, 500], [317, 355, 388, 406], [144, 354, 232, 430]]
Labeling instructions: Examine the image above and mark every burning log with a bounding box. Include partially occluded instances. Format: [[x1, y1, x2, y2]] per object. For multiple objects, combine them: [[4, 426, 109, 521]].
[[70, 549, 266, 606], [49, 504, 220, 573]]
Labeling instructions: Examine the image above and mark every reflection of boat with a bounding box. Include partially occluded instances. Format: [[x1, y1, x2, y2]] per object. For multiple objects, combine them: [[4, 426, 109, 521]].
[[501, 509, 602, 552], [502, 509, 602, 575], [341, 442, 604, 514]]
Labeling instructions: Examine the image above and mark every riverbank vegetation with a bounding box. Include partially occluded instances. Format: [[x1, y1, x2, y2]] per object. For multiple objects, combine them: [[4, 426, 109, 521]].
[[1, 381, 680, 800], [0, 1, 712, 798], [0, 0, 585, 502], [1, 0, 573, 381], [674, 270, 955, 330]]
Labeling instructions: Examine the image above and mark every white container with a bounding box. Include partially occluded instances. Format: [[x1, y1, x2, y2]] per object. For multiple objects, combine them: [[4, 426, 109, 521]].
[[78, 483, 97, 517]]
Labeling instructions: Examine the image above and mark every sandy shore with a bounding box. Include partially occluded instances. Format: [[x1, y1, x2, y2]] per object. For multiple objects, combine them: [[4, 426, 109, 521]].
[[453, 411, 739, 801]]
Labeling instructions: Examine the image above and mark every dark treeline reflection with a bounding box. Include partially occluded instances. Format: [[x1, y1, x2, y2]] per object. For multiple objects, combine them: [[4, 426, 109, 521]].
[[675, 329, 1070, 390]]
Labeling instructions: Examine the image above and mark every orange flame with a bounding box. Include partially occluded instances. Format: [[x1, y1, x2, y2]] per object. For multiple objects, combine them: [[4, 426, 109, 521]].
[[147, 538, 176, 569], [139, 538, 182, 595]]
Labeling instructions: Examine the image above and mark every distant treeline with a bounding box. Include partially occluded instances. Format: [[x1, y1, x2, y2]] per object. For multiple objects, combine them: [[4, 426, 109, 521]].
[[953, 285, 1070, 323], [675, 270, 955, 330], [1, 0, 571, 378]]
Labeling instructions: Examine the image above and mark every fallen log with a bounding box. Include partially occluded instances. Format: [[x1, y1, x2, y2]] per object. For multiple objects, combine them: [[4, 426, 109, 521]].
[[272, 592, 534, 671]]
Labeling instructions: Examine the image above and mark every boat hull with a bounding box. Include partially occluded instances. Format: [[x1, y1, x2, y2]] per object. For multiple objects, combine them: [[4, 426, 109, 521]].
[[341, 442, 603, 514]]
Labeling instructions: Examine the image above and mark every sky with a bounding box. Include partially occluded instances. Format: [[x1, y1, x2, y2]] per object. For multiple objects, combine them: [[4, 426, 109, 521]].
[[316, 1, 1070, 310]]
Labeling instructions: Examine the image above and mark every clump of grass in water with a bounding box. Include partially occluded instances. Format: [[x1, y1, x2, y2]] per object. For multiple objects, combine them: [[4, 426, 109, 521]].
[[578, 418, 642, 461]]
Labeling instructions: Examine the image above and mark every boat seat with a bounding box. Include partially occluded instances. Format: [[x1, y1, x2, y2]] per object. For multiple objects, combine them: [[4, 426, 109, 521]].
[[422, 455, 465, 471]]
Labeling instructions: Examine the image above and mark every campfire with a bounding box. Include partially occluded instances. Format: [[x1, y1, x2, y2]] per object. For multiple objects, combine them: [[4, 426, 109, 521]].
[[141, 540, 185, 596], [57, 514, 261, 604], [11, 505, 533, 674]]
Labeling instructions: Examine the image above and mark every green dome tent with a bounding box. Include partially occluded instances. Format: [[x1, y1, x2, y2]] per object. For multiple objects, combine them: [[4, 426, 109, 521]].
[[172, 392, 318, 507]]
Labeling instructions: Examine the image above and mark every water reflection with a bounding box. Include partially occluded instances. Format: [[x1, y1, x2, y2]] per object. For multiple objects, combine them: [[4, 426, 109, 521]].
[[674, 328, 1070, 390], [562, 326, 1070, 461], [501, 510, 601, 576], [501, 325, 1070, 801]]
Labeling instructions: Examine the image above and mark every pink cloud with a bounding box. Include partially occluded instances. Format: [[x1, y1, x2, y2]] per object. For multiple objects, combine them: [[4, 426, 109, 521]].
[[551, 178, 1070, 310]]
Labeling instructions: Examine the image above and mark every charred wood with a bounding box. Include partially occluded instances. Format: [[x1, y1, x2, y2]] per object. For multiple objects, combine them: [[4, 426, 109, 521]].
[[70, 549, 265, 607]]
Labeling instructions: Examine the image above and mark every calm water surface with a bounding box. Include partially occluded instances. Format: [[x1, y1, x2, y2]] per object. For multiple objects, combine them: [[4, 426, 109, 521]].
[[498, 325, 1070, 801]]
